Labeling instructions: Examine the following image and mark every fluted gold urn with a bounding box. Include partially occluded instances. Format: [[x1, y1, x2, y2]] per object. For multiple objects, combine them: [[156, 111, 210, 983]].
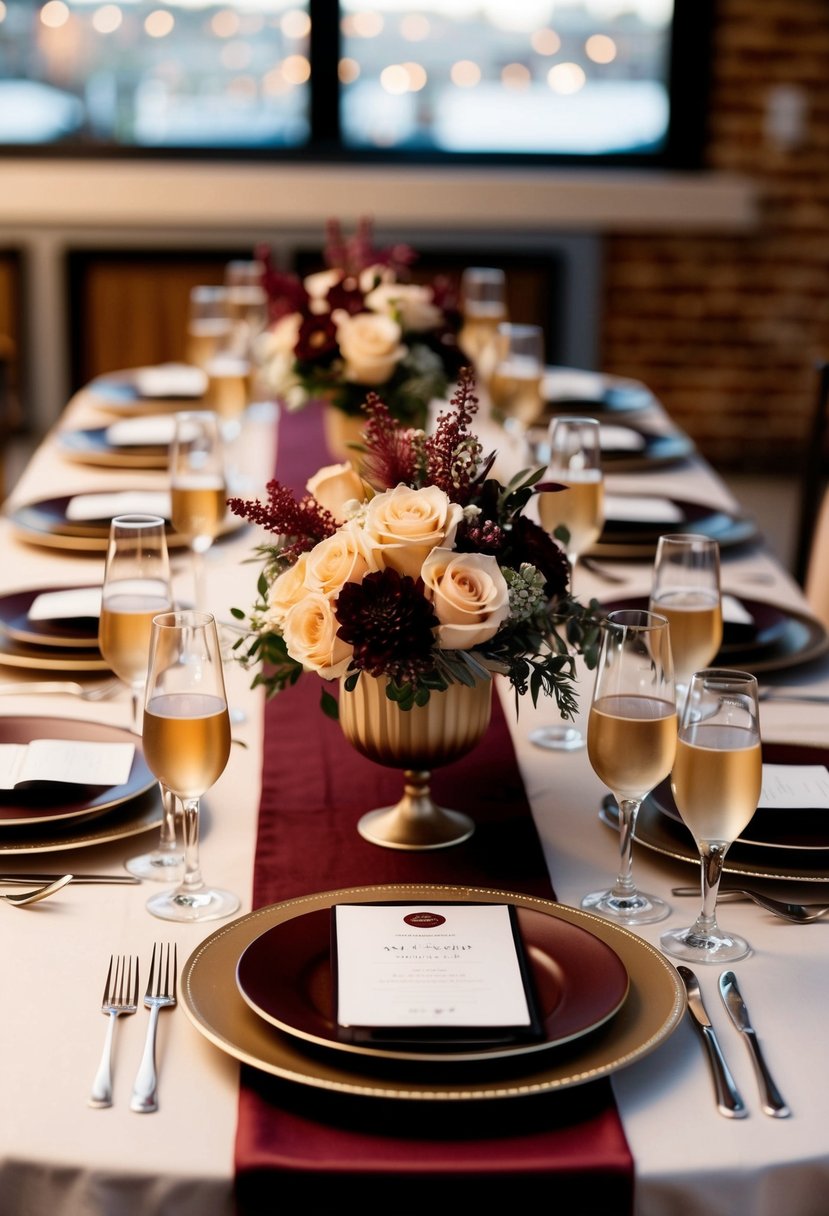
[[338, 673, 493, 850]]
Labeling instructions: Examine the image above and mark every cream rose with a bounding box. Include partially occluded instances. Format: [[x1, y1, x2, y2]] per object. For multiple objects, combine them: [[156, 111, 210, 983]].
[[335, 311, 407, 385], [303, 523, 377, 599], [282, 591, 351, 679], [421, 549, 510, 650], [362, 484, 464, 579], [365, 282, 442, 332], [306, 462, 370, 523], [265, 553, 309, 627], [303, 268, 343, 305], [254, 313, 302, 396]]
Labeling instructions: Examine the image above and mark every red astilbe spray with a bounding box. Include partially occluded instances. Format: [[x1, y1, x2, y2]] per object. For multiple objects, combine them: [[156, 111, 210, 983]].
[[422, 366, 486, 505], [227, 482, 338, 564], [358, 393, 422, 489]]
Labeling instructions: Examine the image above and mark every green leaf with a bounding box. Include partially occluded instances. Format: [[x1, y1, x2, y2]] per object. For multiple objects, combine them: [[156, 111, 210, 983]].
[[320, 688, 339, 720]]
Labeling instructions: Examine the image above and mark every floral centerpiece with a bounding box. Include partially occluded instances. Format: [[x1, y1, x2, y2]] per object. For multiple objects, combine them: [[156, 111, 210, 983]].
[[228, 368, 600, 722], [253, 217, 464, 430]]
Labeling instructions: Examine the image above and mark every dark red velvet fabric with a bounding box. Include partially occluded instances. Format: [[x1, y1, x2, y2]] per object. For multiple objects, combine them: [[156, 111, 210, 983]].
[[233, 403, 634, 1214]]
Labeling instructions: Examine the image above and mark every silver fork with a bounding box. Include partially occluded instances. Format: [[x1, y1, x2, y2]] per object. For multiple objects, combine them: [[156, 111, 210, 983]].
[[672, 886, 829, 924], [89, 954, 140, 1109], [130, 942, 178, 1114], [0, 679, 122, 701]]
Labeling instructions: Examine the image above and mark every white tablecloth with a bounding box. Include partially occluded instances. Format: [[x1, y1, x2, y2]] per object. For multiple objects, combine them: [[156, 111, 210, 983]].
[[1, 385, 828, 1216]]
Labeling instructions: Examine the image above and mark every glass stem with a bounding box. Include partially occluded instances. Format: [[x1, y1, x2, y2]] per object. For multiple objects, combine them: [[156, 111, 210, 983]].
[[611, 797, 641, 898], [192, 548, 207, 613], [156, 784, 179, 857], [178, 797, 205, 894], [129, 683, 143, 734], [694, 841, 728, 936]]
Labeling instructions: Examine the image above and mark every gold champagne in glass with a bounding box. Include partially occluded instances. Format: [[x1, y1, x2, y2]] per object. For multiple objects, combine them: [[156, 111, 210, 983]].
[[186, 285, 233, 370], [581, 609, 677, 924], [458, 267, 507, 387], [98, 514, 182, 882], [488, 322, 545, 450], [649, 534, 723, 702], [142, 610, 237, 923], [170, 410, 227, 613], [531, 416, 604, 752], [660, 669, 762, 963]]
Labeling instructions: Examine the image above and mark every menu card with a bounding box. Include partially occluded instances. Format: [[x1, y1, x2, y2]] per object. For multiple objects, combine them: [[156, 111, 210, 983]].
[[0, 740, 135, 789], [331, 902, 543, 1047], [760, 764, 829, 810]]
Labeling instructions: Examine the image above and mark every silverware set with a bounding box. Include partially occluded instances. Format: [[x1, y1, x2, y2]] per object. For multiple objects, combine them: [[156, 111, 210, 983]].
[[678, 965, 790, 1119], [88, 942, 177, 1112], [672, 885, 829, 924], [0, 873, 74, 906]]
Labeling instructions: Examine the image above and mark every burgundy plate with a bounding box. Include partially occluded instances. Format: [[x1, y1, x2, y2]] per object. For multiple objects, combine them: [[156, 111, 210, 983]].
[[236, 903, 629, 1064], [0, 585, 100, 649]]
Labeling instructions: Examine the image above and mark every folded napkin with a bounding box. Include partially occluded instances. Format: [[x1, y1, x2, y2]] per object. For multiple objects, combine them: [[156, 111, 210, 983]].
[[65, 491, 171, 521], [105, 416, 177, 447], [133, 363, 207, 398], [604, 493, 683, 523], [28, 587, 101, 621], [233, 401, 633, 1213], [598, 425, 646, 452]]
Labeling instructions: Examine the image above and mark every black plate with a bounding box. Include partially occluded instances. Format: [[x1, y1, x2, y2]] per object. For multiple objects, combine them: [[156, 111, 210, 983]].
[[591, 494, 759, 559], [0, 585, 100, 649], [541, 367, 655, 415], [648, 742, 829, 853], [599, 593, 829, 676], [531, 426, 695, 473]]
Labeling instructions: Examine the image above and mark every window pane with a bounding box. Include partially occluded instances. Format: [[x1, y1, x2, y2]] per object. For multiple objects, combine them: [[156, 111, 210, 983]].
[[339, 0, 674, 156], [0, 0, 310, 148]]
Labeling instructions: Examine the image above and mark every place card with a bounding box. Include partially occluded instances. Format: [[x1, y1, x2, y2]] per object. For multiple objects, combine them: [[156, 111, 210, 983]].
[[133, 363, 207, 398], [331, 902, 542, 1046], [28, 587, 102, 621], [65, 491, 171, 521], [105, 417, 177, 447], [0, 739, 135, 790], [604, 494, 684, 523], [759, 764, 829, 810]]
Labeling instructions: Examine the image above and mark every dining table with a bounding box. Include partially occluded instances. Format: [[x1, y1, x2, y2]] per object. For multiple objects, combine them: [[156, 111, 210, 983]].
[[1, 364, 829, 1216]]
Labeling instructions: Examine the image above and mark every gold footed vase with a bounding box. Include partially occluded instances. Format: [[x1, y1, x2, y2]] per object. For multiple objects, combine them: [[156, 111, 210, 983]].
[[322, 407, 365, 463], [338, 674, 493, 850]]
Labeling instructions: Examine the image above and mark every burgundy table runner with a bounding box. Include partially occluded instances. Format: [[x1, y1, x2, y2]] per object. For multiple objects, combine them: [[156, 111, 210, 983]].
[[233, 403, 634, 1212]]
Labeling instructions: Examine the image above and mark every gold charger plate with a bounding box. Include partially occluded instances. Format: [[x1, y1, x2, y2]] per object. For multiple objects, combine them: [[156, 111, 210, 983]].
[[589, 494, 758, 560], [56, 426, 169, 470], [85, 368, 206, 416], [8, 491, 245, 553], [0, 784, 161, 854], [181, 883, 686, 1101], [0, 632, 109, 672]]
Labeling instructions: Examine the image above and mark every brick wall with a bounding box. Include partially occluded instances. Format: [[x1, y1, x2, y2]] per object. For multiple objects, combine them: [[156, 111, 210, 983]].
[[601, 0, 829, 472]]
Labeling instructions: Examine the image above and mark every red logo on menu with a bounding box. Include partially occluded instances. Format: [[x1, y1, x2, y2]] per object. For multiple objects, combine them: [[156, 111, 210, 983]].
[[403, 912, 446, 928]]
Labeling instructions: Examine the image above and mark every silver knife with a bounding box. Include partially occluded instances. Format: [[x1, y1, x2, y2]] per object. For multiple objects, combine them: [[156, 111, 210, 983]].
[[678, 966, 748, 1119], [0, 873, 140, 885], [718, 970, 791, 1118]]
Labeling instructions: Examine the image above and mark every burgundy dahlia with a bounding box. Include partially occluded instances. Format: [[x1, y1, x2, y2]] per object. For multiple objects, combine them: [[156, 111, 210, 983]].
[[335, 569, 438, 684]]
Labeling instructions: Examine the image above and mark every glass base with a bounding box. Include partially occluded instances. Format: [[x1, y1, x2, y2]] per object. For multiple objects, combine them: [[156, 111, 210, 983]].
[[529, 724, 585, 752], [659, 924, 751, 963], [125, 851, 184, 882], [581, 887, 671, 925], [146, 884, 240, 923]]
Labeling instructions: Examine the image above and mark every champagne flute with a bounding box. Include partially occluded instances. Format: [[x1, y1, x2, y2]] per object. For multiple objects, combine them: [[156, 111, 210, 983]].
[[660, 669, 762, 963], [649, 534, 723, 705], [98, 514, 182, 882], [530, 417, 604, 750], [458, 266, 507, 386], [142, 609, 237, 922], [488, 322, 546, 453], [185, 285, 233, 370], [224, 258, 267, 359], [170, 410, 227, 613], [582, 609, 677, 924]]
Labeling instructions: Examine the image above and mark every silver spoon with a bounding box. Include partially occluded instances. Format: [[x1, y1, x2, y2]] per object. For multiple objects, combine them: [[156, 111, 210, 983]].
[[0, 874, 73, 906]]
